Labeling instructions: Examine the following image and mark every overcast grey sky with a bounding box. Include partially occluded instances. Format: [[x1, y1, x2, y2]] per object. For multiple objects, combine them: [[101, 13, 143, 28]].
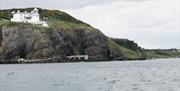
[[1, 0, 180, 49]]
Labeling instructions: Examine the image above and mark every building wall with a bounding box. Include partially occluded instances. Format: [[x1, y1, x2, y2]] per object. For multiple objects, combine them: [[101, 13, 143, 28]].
[[67, 55, 89, 60], [11, 13, 23, 22], [28, 14, 40, 23], [11, 9, 49, 27], [11, 13, 40, 23]]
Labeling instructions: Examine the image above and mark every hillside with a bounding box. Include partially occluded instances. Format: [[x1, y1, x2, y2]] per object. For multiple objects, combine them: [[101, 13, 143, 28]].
[[144, 49, 180, 59], [112, 38, 180, 59], [0, 8, 179, 63]]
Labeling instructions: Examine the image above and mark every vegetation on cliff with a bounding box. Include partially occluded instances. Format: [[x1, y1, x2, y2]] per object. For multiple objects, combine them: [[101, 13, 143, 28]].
[[144, 49, 180, 59]]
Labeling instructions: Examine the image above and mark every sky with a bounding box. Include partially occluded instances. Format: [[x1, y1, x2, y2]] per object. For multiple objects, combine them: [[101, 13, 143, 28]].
[[1, 0, 180, 49]]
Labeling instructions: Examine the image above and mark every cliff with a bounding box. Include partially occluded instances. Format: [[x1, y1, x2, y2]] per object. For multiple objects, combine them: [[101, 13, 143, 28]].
[[0, 8, 179, 63]]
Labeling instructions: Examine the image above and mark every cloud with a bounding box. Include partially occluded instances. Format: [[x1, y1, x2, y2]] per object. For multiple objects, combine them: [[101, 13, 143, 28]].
[[1, 0, 156, 9], [65, 0, 180, 49]]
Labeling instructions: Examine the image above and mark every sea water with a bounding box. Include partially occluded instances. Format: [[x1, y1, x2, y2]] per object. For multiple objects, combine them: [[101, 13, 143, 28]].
[[0, 58, 180, 91]]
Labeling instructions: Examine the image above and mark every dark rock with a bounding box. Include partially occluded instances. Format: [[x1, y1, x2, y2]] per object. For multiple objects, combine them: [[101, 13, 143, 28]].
[[0, 24, 124, 63], [0, 25, 71, 62]]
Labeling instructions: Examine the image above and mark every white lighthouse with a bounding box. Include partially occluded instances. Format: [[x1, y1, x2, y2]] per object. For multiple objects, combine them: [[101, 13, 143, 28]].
[[11, 8, 49, 27]]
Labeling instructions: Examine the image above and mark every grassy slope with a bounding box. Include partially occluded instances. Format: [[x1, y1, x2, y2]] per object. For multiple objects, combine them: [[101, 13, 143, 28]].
[[0, 8, 91, 29], [111, 38, 145, 60], [144, 49, 180, 59], [113, 38, 180, 59], [0, 18, 10, 26]]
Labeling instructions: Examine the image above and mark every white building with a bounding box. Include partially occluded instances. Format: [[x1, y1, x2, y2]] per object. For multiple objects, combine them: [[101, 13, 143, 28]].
[[67, 55, 88, 60], [11, 8, 49, 27]]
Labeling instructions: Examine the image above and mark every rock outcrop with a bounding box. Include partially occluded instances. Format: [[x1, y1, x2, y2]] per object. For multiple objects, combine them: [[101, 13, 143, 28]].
[[0, 23, 124, 63], [0, 24, 71, 62]]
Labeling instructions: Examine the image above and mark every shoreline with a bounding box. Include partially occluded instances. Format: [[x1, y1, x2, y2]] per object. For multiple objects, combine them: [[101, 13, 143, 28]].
[[0, 57, 179, 64]]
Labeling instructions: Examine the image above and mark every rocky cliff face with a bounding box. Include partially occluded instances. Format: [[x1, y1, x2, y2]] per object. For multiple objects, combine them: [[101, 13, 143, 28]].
[[0, 24, 70, 62], [0, 8, 145, 63], [0, 23, 124, 62]]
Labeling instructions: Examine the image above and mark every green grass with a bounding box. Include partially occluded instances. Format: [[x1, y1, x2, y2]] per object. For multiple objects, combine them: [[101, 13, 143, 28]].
[[0, 18, 10, 26], [48, 19, 96, 39], [49, 19, 93, 30], [40, 10, 84, 24], [0, 18, 48, 30], [120, 47, 139, 59], [106, 37, 142, 59], [144, 49, 180, 59], [112, 38, 142, 52]]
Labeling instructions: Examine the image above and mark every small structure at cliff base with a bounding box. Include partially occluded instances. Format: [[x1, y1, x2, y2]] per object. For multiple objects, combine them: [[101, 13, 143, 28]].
[[67, 55, 88, 61], [11, 8, 49, 27]]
